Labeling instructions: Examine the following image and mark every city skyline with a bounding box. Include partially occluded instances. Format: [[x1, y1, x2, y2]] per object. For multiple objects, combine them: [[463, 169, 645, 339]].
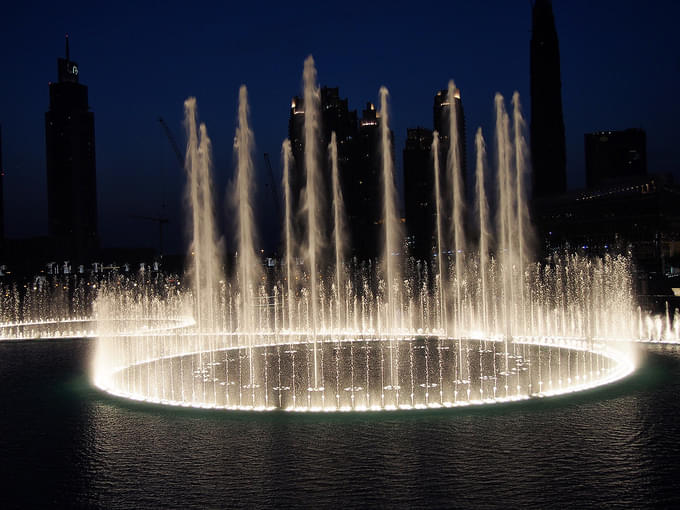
[[1, 0, 678, 255]]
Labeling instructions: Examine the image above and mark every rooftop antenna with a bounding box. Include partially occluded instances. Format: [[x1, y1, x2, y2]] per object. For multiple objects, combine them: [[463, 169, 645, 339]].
[[65, 34, 70, 61]]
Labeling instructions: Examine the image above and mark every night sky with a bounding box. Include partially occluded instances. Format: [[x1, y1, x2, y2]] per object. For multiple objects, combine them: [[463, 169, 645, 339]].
[[1, 0, 678, 255]]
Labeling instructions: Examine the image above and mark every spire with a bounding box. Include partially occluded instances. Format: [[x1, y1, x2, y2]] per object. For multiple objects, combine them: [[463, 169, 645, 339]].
[[65, 34, 70, 62], [532, 0, 558, 42]]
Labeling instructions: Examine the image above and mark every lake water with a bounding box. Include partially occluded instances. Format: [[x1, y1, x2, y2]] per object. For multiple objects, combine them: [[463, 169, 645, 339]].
[[1, 339, 678, 508]]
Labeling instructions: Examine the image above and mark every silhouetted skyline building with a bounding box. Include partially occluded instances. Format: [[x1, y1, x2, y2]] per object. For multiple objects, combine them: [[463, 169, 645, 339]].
[[403, 127, 434, 260], [288, 87, 397, 261], [349, 102, 385, 259], [530, 0, 567, 197], [318, 86, 359, 246], [433, 87, 467, 192], [288, 87, 359, 208], [585, 128, 647, 189], [0, 125, 4, 257], [45, 36, 98, 262]]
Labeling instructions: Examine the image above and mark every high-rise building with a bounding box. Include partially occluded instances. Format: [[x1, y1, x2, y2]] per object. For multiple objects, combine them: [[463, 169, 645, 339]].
[[287, 88, 398, 260], [0, 125, 4, 257], [530, 0, 567, 197], [433, 87, 467, 192], [403, 127, 434, 260], [288, 86, 359, 260], [585, 129, 647, 189], [320, 86, 358, 157], [288, 86, 358, 209], [45, 35, 98, 262], [345, 102, 383, 260], [287, 95, 306, 226]]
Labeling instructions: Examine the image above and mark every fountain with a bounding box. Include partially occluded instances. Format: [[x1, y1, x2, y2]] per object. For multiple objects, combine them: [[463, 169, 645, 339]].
[[88, 56, 677, 412]]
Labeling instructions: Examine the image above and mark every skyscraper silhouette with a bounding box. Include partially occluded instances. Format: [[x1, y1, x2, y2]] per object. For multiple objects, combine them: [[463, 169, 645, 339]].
[[403, 127, 434, 260], [530, 0, 567, 197], [45, 35, 98, 262], [433, 87, 467, 192], [0, 125, 4, 257], [288, 86, 359, 259], [352, 102, 385, 260], [288, 88, 393, 260]]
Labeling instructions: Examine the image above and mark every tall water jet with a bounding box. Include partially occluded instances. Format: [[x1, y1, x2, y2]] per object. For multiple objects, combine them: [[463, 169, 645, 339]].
[[379, 86, 401, 331], [495, 93, 515, 336], [379, 86, 402, 403], [432, 132, 447, 332], [302, 56, 323, 390], [447, 81, 466, 333], [184, 97, 220, 332], [92, 65, 640, 414], [231, 86, 263, 406], [512, 92, 531, 331], [232, 85, 261, 334], [281, 139, 295, 330], [475, 128, 490, 332], [329, 132, 347, 329]]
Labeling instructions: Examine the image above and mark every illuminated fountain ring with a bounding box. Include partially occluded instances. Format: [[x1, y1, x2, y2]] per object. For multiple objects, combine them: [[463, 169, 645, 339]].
[[93, 330, 635, 412], [91, 61, 641, 411], [0, 317, 194, 341]]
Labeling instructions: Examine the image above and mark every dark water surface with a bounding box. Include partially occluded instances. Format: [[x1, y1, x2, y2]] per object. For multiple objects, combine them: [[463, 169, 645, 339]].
[[1, 339, 678, 508]]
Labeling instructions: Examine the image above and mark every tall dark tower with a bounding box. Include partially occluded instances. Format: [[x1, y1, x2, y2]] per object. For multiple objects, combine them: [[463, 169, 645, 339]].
[[45, 35, 98, 262], [530, 0, 566, 197], [351, 102, 384, 260], [0, 125, 4, 256], [403, 127, 434, 260]]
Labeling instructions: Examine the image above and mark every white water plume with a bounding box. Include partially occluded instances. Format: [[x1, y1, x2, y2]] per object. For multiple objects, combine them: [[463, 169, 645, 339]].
[[475, 127, 490, 332], [281, 139, 295, 330], [232, 85, 261, 334], [330, 132, 347, 329], [447, 81, 466, 334], [432, 132, 447, 332], [302, 56, 323, 337], [302, 55, 323, 392], [495, 93, 515, 336], [184, 97, 220, 332], [512, 92, 532, 332], [379, 86, 402, 332]]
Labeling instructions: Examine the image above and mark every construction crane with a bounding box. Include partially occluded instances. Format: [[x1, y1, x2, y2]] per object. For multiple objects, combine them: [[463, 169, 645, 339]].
[[128, 116, 183, 257], [130, 214, 169, 255], [158, 116, 184, 170], [263, 152, 281, 224]]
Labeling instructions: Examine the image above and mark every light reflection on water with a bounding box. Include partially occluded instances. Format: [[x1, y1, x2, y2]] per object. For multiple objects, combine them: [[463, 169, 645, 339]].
[[0, 339, 678, 508]]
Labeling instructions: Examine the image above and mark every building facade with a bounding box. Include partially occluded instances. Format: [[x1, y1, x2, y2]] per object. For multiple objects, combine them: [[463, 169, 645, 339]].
[[585, 129, 647, 189], [403, 127, 434, 261]]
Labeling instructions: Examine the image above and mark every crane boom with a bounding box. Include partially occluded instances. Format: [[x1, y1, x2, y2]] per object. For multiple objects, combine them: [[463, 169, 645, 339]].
[[263, 152, 281, 222], [158, 117, 184, 169], [130, 214, 169, 255]]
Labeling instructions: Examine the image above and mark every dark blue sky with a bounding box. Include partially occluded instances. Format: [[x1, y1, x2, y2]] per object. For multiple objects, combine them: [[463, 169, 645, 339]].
[[1, 0, 678, 254]]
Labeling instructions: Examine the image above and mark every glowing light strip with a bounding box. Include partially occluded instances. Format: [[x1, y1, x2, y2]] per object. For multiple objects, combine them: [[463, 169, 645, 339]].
[[93, 334, 636, 413]]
